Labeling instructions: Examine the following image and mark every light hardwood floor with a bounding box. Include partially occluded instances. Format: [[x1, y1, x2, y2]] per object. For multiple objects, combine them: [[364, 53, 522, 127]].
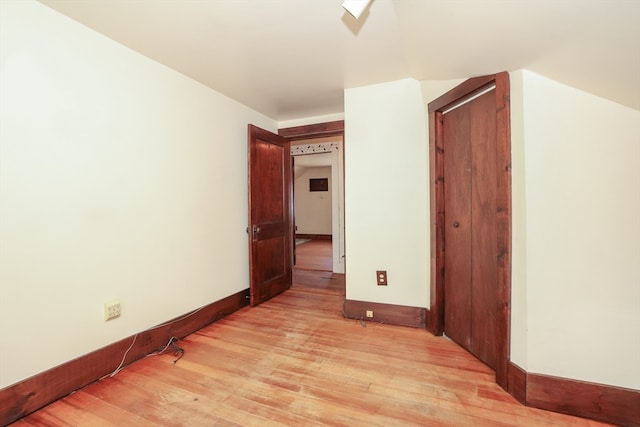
[[293, 240, 344, 297], [294, 239, 333, 272], [12, 245, 610, 426]]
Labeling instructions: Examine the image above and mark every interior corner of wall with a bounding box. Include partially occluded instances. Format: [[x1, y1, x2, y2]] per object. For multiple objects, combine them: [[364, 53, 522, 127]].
[[278, 113, 345, 130]]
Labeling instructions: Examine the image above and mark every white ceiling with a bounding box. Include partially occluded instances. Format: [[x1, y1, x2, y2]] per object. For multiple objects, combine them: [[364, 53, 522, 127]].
[[40, 0, 640, 121]]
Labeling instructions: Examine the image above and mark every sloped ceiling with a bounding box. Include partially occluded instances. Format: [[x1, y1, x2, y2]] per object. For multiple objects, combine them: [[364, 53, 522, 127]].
[[39, 0, 640, 120]]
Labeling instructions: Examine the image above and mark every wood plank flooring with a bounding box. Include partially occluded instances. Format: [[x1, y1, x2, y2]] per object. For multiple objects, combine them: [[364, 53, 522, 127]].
[[294, 240, 332, 271], [293, 269, 344, 297], [293, 239, 344, 296], [13, 281, 610, 426], [11, 244, 610, 426]]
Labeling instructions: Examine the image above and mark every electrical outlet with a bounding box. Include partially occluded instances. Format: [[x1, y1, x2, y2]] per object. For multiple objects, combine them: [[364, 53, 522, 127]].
[[376, 270, 388, 286], [104, 299, 121, 321], [366, 310, 374, 318]]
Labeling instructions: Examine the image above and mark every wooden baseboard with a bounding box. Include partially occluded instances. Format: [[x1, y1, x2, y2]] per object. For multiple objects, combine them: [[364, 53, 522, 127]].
[[0, 288, 250, 426], [506, 362, 640, 426], [507, 361, 527, 404], [526, 373, 640, 427], [4, 289, 636, 427], [343, 299, 428, 329], [296, 234, 332, 241]]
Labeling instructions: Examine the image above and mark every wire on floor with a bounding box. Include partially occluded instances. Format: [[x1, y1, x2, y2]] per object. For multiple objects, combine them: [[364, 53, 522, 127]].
[[105, 305, 206, 379], [147, 336, 184, 364]]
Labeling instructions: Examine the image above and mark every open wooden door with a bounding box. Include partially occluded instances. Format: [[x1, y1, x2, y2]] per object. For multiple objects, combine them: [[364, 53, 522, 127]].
[[428, 73, 511, 390], [248, 124, 293, 306]]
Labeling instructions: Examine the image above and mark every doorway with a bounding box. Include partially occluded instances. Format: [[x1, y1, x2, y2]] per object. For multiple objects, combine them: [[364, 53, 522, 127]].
[[293, 151, 333, 268], [427, 73, 512, 390], [291, 139, 345, 274], [279, 121, 346, 275], [279, 121, 346, 297]]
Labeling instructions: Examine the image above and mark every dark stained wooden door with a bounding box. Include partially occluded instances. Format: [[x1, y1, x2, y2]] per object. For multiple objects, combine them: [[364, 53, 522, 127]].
[[442, 89, 498, 370], [248, 124, 292, 306]]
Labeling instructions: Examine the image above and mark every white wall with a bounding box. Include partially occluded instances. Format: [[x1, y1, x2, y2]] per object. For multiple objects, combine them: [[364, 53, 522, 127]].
[[519, 70, 640, 389], [420, 79, 465, 110], [279, 113, 345, 130], [0, 0, 276, 388], [344, 78, 429, 307], [294, 166, 332, 235]]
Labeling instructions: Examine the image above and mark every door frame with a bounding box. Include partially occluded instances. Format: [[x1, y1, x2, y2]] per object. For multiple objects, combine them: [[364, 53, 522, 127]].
[[279, 120, 345, 274], [279, 121, 344, 141], [427, 73, 511, 389]]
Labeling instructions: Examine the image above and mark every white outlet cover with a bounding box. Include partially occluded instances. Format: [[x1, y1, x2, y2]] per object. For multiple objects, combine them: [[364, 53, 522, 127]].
[[104, 300, 121, 321]]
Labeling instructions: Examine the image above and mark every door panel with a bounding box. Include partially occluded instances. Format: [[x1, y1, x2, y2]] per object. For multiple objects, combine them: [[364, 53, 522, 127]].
[[469, 91, 498, 369], [442, 89, 498, 370], [248, 125, 292, 306], [443, 102, 472, 350]]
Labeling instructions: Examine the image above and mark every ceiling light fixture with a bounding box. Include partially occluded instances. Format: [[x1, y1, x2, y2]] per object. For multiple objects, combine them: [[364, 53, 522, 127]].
[[342, 0, 372, 19]]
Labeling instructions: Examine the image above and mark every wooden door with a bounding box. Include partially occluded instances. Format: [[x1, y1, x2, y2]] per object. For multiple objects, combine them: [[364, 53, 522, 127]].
[[442, 89, 498, 370], [248, 124, 292, 306], [429, 72, 511, 389]]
